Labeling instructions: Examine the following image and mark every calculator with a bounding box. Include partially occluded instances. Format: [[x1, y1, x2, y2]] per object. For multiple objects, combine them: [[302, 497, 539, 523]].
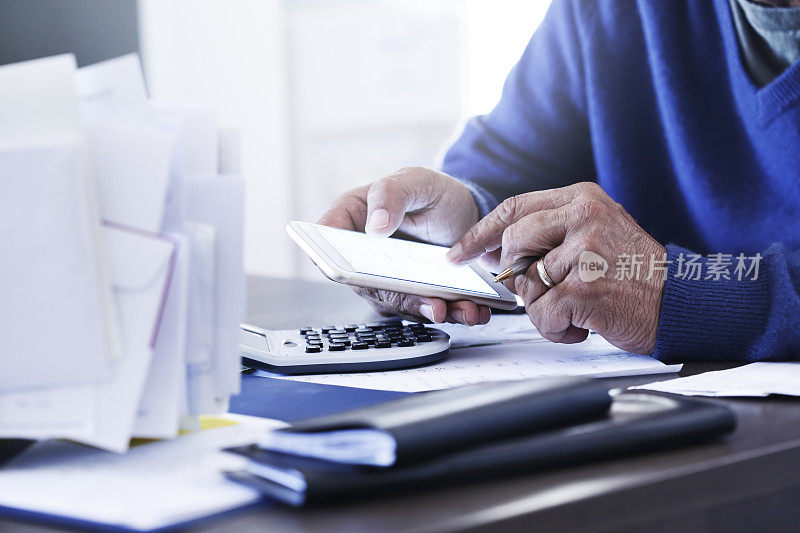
[[239, 320, 450, 375]]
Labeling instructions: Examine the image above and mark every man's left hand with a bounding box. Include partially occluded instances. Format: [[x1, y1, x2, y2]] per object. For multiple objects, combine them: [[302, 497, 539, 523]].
[[447, 182, 667, 355]]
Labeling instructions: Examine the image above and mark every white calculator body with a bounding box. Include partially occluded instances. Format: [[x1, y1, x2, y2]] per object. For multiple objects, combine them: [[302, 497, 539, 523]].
[[240, 320, 450, 375]]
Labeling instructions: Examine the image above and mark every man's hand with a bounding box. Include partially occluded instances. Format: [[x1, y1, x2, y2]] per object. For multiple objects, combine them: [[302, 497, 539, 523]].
[[447, 182, 667, 354], [318, 167, 491, 325]]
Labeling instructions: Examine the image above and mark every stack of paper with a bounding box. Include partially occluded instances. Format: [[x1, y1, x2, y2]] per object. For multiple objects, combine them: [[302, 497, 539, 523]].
[[0, 415, 284, 531], [0, 54, 245, 452], [633, 362, 800, 397]]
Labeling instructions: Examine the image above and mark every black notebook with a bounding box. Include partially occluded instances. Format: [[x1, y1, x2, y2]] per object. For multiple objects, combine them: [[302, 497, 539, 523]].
[[225, 392, 736, 506], [246, 377, 611, 467]]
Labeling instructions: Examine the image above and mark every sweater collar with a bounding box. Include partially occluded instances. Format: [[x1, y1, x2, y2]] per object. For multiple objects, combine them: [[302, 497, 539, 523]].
[[717, 0, 800, 124]]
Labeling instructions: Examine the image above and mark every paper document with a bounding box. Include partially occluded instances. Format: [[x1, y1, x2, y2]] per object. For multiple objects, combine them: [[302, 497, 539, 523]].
[[0, 145, 115, 392], [0, 415, 284, 531], [0, 54, 121, 392], [75, 54, 148, 104], [436, 314, 545, 349], [632, 362, 800, 397], [263, 334, 682, 393], [0, 227, 175, 449], [134, 233, 189, 438]]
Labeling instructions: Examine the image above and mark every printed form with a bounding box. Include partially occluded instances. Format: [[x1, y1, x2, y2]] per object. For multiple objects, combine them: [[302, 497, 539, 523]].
[[260, 315, 681, 393]]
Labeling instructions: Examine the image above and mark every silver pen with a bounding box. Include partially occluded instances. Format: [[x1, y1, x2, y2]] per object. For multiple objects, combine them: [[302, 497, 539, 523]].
[[492, 257, 539, 283]]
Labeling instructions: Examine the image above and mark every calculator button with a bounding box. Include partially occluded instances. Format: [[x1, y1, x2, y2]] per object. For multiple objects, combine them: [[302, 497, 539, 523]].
[[361, 338, 377, 345], [307, 340, 323, 347], [305, 345, 322, 353], [415, 335, 432, 342], [398, 339, 415, 347], [355, 327, 371, 334], [344, 325, 358, 332], [328, 343, 346, 351], [351, 342, 369, 350], [375, 341, 392, 348], [299, 327, 314, 334], [408, 323, 425, 330], [321, 326, 336, 334], [329, 329, 347, 335]]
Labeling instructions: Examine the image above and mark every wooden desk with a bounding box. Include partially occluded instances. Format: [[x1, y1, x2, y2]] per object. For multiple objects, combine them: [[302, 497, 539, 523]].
[[4, 276, 800, 532]]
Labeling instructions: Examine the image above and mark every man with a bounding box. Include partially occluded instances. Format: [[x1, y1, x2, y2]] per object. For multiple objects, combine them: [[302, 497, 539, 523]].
[[319, 0, 800, 362]]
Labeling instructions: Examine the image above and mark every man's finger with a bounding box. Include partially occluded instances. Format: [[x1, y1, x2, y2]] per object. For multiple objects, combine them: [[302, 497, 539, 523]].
[[525, 283, 586, 344], [499, 208, 569, 269], [510, 241, 576, 302], [447, 187, 581, 264], [318, 186, 369, 231], [354, 286, 448, 323], [444, 300, 481, 326], [364, 171, 431, 237]]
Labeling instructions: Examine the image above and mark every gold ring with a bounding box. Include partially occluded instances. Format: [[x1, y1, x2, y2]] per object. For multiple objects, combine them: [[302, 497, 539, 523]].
[[536, 258, 555, 288]]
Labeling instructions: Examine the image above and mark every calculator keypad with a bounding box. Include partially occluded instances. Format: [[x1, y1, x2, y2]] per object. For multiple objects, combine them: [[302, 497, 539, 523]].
[[298, 321, 439, 354]]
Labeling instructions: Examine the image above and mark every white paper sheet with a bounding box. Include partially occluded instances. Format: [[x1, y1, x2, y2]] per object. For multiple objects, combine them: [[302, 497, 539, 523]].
[[263, 334, 682, 393], [0, 386, 95, 439], [0, 415, 284, 532], [0, 54, 121, 391], [86, 226, 175, 451], [0, 145, 115, 392], [435, 314, 545, 349], [134, 233, 189, 438], [75, 54, 148, 104], [0, 226, 174, 447], [632, 362, 800, 397], [182, 176, 247, 397], [77, 54, 175, 233], [0, 54, 86, 148], [83, 113, 175, 232], [184, 223, 221, 415]]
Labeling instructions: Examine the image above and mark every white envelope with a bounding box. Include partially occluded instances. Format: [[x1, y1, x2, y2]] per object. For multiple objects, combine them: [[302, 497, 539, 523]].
[[0, 55, 121, 391], [183, 222, 220, 416], [0, 226, 174, 449], [77, 55, 176, 233], [0, 145, 116, 392], [133, 233, 189, 438], [182, 176, 246, 397], [0, 54, 84, 148], [87, 225, 176, 451], [75, 54, 148, 105], [150, 100, 218, 176], [83, 111, 175, 232]]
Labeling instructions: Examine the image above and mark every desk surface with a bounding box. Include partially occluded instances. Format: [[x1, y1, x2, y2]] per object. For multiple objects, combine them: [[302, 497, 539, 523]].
[[5, 276, 800, 533]]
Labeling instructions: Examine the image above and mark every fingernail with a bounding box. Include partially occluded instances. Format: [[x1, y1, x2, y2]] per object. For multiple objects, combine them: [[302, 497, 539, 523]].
[[453, 310, 466, 324], [446, 243, 462, 262], [366, 209, 390, 231], [419, 304, 435, 322]]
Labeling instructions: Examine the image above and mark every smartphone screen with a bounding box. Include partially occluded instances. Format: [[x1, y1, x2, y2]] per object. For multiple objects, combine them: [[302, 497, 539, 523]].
[[312, 224, 499, 297]]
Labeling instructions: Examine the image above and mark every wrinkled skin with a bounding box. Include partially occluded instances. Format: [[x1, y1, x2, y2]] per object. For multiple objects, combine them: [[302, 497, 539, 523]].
[[320, 168, 666, 354]]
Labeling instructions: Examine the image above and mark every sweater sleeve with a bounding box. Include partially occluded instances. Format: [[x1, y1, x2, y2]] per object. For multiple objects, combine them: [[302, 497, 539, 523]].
[[440, 0, 594, 217], [654, 244, 800, 362]]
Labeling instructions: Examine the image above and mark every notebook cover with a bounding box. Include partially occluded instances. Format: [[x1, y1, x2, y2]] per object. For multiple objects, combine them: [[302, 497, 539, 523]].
[[262, 377, 612, 465], [225, 392, 736, 506]]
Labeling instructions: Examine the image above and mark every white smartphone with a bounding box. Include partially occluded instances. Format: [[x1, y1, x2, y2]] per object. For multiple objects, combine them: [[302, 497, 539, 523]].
[[287, 221, 518, 310]]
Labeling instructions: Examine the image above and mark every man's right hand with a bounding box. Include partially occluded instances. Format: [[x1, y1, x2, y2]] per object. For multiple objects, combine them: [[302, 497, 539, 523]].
[[317, 167, 491, 326]]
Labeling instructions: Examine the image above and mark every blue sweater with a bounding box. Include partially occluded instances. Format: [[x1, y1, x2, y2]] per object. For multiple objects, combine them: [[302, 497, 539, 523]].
[[441, 0, 800, 362]]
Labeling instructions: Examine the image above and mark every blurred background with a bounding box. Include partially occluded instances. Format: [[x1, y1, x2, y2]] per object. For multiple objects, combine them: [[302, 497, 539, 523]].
[[0, 0, 551, 279]]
